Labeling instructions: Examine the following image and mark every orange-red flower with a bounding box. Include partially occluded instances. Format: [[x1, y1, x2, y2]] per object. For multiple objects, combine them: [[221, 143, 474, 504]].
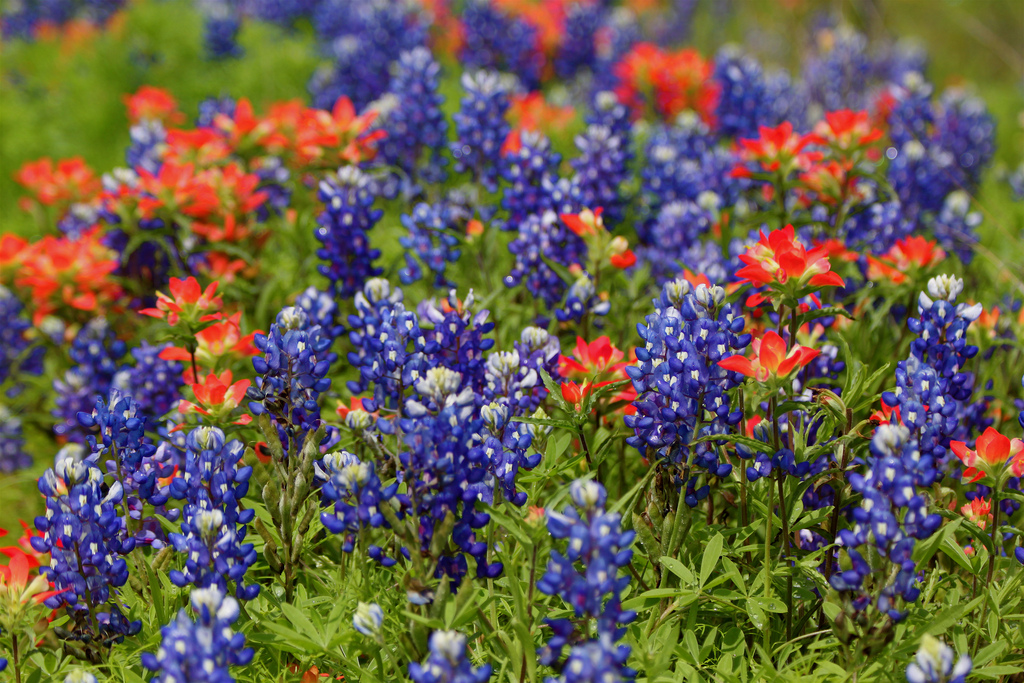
[[950, 427, 1024, 483], [561, 208, 604, 237], [813, 109, 883, 152], [13, 228, 123, 325], [14, 157, 101, 213], [140, 276, 223, 327], [613, 43, 718, 123], [124, 85, 185, 125], [960, 497, 993, 531], [717, 330, 820, 382], [177, 370, 252, 427], [560, 380, 592, 406], [733, 122, 822, 177], [559, 336, 626, 382], [866, 236, 945, 285], [736, 225, 844, 301], [1, 547, 68, 610], [508, 92, 576, 137], [160, 312, 259, 379]]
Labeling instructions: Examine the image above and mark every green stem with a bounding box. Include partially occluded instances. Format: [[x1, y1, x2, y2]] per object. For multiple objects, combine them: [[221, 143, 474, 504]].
[[972, 490, 1002, 652], [12, 633, 21, 683]]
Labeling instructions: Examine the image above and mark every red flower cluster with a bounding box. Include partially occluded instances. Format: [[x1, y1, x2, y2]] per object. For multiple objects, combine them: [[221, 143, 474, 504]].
[[124, 85, 185, 126], [718, 330, 819, 382], [5, 227, 123, 325], [736, 225, 844, 306], [14, 156, 101, 215], [614, 43, 719, 123], [733, 122, 822, 178], [214, 96, 384, 172], [866, 236, 945, 285]]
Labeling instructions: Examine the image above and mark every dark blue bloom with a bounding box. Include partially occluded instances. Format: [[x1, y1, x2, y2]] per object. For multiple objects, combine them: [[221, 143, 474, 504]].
[[315, 167, 384, 299], [571, 124, 629, 225], [451, 70, 510, 192], [125, 342, 183, 421], [54, 318, 128, 443], [141, 587, 254, 682], [460, 0, 543, 89], [399, 202, 465, 289], [201, 0, 243, 60], [33, 457, 140, 643], [408, 630, 492, 683]]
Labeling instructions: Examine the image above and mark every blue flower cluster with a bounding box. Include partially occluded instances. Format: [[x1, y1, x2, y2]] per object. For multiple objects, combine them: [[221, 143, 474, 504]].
[[831, 422, 943, 620], [317, 450, 397, 554], [882, 275, 984, 476], [399, 201, 465, 289], [460, 0, 543, 90], [451, 70, 510, 193], [377, 47, 448, 186], [1, 0, 124, 39], [54, 318, 128, 442], [142, 586, 254, 683], [409, 630, 492, 683], [200, 0, 243, 59], [248, 305, 333, 451], [126, 341, 184, 420], [315, 166, 384, 299], [501, 131, 565, 231], [167, 426, 260, 601], [309, 0, 427, 110], [625, 280, 749, 506], [537, 480, 637, 683], [571, 124, 629, 226], [505, 211, 586, 310], [33, 457, 140, 642]]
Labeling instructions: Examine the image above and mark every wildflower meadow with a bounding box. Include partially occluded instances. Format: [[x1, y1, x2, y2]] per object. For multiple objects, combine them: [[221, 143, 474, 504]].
[[2, 1, 1024, 681]]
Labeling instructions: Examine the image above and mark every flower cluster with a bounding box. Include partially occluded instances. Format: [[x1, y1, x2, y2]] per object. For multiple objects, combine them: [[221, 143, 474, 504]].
[[408, 630, 492, 683], [537, 480, 637, 682], [142, 586, 254, 682]]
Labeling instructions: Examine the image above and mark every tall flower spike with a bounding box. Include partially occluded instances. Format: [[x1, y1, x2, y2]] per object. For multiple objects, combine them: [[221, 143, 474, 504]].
[[408, 630, 493, 683]]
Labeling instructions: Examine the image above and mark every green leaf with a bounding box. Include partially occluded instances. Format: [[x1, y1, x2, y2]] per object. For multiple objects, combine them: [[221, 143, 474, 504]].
[[700, 532, 724, 590], [661, 556, 695, 585], [747, 596, 787, 613], [938, 535, 974, 574]]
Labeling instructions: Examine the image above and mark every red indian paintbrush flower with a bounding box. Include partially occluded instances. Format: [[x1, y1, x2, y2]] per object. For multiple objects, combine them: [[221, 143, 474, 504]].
[[960, 497, 993, 531], [124, 85, 185, 125], [140, 276, 223, 327], [1, 547, 68, 609], [717, 330, 820, 382], [14, 157, 102, 214], [560, 380, 592, 406], [160, 311, 259, 381], [177, 370, 252, 427], [559, 336, 626, 382], [813, 109, 883, 152], [866, 236, 945, 285], [732, 122, 822, 178], [950, 427, 1024, 483], [736, 225, 844, 305]]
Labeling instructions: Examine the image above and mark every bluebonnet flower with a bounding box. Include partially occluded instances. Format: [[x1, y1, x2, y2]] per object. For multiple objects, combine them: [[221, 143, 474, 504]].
[[882, 276, 983, 473], [831, 423, 943, 620], [309, 0, 427, 110], [54, 318, 128, 442], [713, 46, 771, 140], [77, 389, 176, 546], [505, 211, 586, 309], [537, 480, 636, 681], [0, 404, 31, 473], [555, 273, 611, 325], [1008, 162, 1024, 201], [125, 120, 166, 175], [887, 140, 959, 225], [624, 281, 749, 506], [637, 200, 716, 281], [408, 630, 492, 683], [587, 91, 632, 163], [295, 285, 344, 341], [63, 671, 98, 683], [905, 636, 971, 683], [32, 457, 140, 642], [763, 68, 808, 132], [200, 0, 243, 60], [1, 285, 44, 388], [167, 426, 259, 600], [142, 586, 254, 681], [556, 3, 602, 80], [317, 450, 397, 554], [803, 26, 871, 112], [934, 88, 995, 190], [377, 47, 448, 185], [315, 166, 383, 299], [451, 70, 510, 192], [501, 130, 562, 231], [886, 72, 935, 149], [196, 95, 236, 129], [352, 602, 384, 639], [399, 202, 465, 289], [246, 0, 317, 26], [842, 198, 913, 255], [571, 124, 629, 225], [873, 40, 928, 85], [460, 0, 543, 89], [253, 156, 292, 222], [248, 306, 333, 450], [125, 342, 183, 420], [930, 191, 981, 264]]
